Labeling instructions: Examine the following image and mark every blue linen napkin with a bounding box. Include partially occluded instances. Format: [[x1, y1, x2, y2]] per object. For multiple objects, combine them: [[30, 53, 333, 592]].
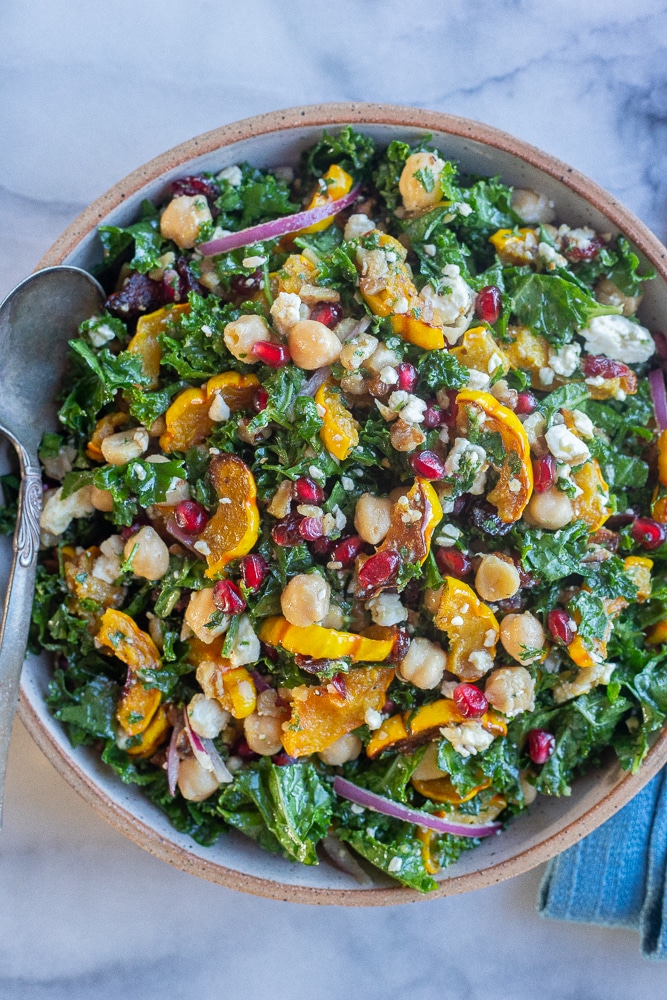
[[538, 768, 667, 958]]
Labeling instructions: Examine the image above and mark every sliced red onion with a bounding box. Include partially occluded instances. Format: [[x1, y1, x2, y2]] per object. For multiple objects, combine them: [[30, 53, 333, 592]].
[[650, 368, 667, 430], [198, 186, 360, 256], [333, 776, 501, 839], [320, 832, 374, 887], [298, 366, 331, 397], [166, 517, 205, 557], [184, 709, 233, 784], [166, 715, 184, 797]]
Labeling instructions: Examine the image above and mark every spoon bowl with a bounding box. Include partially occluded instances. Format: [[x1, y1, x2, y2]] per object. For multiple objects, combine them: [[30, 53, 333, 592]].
[[0, 266, 104, 822]]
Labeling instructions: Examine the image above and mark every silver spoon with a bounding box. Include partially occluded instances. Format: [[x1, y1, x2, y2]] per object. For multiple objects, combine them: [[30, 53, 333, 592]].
[[0, 266, 105, 823]]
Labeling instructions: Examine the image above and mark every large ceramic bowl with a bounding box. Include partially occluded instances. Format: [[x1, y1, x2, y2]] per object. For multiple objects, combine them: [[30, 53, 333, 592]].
[[8, 103, 667, 904]]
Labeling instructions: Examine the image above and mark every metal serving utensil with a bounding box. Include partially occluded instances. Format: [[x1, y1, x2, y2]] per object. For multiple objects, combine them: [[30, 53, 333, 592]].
[[0, 266, 105, 823]]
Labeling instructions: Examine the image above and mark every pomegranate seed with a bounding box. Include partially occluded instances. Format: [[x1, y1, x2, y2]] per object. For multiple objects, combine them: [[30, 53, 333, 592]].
[[174, 499, 208, 533], [271, 514, 303, 547], [475, 285, 502, 324], [582, 354, 630, 379], [441, 400, 459, 429], [358, 549, 400, 588], [563, 235, 603, 263], [532, 455, 557, 494], [528, 729, 556, 765], [331, 535, 364, 567], [435, 548, 472, 578], [240, 554, 268, 591], [515, 391, 538, 415], [330, 673, 348, 698], [252, 341, 291, 367], [294, 477, 324, 504], [212, 579, 246, 615], [230, 269, 263, 298], [422, 402, 444, 429], [453, 683, 488, 719], [312, 536, 333, 557], [120, 522, 141, 542], [631, 517, 667, 551], [298, 516, 324, 540], [273, 751, 297, 766], [396, 362, 418, 392], [171, 174, 220, 200], [409, 450, 446, 480], [309, 301, 343, 328], [547, 608, 575, 646], [235, 739, 258, 760], [253, 387, 269, 412]]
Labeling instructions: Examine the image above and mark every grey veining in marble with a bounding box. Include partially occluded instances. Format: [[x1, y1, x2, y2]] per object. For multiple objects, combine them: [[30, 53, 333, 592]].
[[2, 1, 667, 997]]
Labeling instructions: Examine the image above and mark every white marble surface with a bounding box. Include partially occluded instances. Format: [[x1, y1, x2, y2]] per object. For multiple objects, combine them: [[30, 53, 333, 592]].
[[2, 1, 667, 995]]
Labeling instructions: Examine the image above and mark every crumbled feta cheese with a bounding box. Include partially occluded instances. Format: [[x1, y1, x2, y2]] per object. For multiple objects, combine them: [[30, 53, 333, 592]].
[[444, 438, 488, 495], [91, 534, 124, 583], [545, 425, 591, 465], [570, 409, 594, 439], [133, 463, 147, 481], [487, 352, 503, 374], [367, 591, 407, 627], [387, 390, 427, 425], [467, 368, 491, 391], [270, 291, 302, 335], [364, 708, 383, 731], [451, 615, 464, 627], [538, 366, 555, 387], [187, 693, 230, 739], [40, 484, 95, 539], [273, 165, 294, 183], [193, 540, 211, 555], [468, 649, 494, 676], [387, 856, 403, 873], [331, 504, 347, 531], [553, 660, 616, 704], [434, 524, 461, 547], [522, 412, 546, 450], [537, 241, 567, 270], [423, 244, 436, 257], [484, 629, 498, 648], [419, 264, 474, 342], [453, 201, 473, 217], [217, 164, 243, 187], [548, 342, 581, 377], [343, 213, 376, 241], [227, 614, 260, 668], [581, 314, 654, 364], [341, 476, 355, 491], [242, 255, 266, 269], [316, 403, 326, 417], [393, 295, 409, 314], [379, 365, 399, 385], [508, 478, 522, 494], [309, 466, 325, 481], [350, 802, 364, 815], [89, 322, 117, 347], [440, 719, 495, 757], [208, 393, 231, 422]]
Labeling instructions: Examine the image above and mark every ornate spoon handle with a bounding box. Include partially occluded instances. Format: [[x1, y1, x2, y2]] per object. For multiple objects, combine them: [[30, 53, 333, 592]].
[[0, 447, 42, 825]]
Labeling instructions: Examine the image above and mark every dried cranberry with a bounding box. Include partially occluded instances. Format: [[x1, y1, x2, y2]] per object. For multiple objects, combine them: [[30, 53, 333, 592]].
[[563, 235, 603, 263], [409, 450, 446, 480], [212, 579, 246, 615], [235, 739, 259, 760], [298, 516, 324, 541], [422, 402, 445, 429], [532, 455, 557, 494], [230, 269, 263, 299], [358, 549, 400, 589], [475, 285, 502, 325], [271, 514, 303, 547], [453, 683, 488, 719], [515, 391, 538, 415], [396, 362, 418, 392], [295, 477, 325, 504], [174, 500, 208, 534], [295, 654, 336, 674], [468, 500, 513, 536], [547, 608, 575, 646], [435, 547, 472, 578], [171, 174, 220, 201], [174, 256, 204, 299], [105, 273, 166, 320], [273, 751, 297, 767], [240, 554, 268, 591], [252, 341, 291, 367], [120, 522, 141, 542], [528, 729, 556, 765], [330, 672, 348, 698], [582, 355, 631, 379], [311, 536, 333, 558], [631, 517, 667, 551], [390, 628, 411, 664], [606, 511, 636, 530], [331, 535, 365, 567], [253, 386, 269, 412], [309, 301, 343, 328]]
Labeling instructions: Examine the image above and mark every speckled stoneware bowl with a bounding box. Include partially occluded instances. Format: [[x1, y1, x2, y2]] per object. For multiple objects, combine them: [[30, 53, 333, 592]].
[[8, 103, 667, 904]]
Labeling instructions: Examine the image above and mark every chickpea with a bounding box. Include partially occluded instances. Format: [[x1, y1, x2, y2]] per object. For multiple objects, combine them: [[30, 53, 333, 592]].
[[500, 612, 545, 664], [484, 666, 535, 717], [475, 555, 521, 602], [354, 493, 392, 545], [399, 637, 447, 689], [510, 188, 555, 224], [243, 712, 285, 756], [525, 487, 574, 530], [160, 194, 212, 249], [184, 587, 228, 643], [123, 526, 170, 581], [398, 152, 446, 212], [177, 756, 219, 802], [318, 732, 363, 766], [147, 614, 164, 651], [100, 427, 149, 465], [224, 314, 272, 362], [90, 484, 114, 512], [280, 572, 331, 628], [321, 603, 346, 630], [595, 277, 643, 318], [519, 771, 538, 805], [288, 319, 341, 370], [423, 585, 443, 614]]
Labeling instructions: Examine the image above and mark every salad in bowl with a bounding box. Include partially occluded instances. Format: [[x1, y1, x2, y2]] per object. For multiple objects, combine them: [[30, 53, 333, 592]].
[[14, 124, 667, 893]]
